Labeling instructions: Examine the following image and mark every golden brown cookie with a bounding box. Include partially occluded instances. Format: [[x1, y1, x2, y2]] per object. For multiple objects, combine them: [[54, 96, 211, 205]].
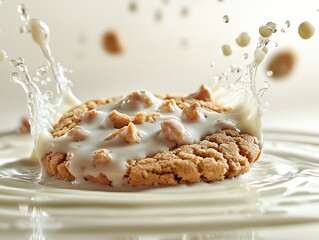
[[43, 94, 261, 187]]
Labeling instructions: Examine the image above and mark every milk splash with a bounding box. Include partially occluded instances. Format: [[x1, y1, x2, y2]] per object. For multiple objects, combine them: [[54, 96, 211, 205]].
[[10, 5, 80, 156], [11, 4, 271, 179], [212, 37, 271, 141]]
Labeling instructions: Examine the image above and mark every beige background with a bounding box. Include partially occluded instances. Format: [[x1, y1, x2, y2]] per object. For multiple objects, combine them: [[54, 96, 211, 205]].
[[0, 0, 318, 132]]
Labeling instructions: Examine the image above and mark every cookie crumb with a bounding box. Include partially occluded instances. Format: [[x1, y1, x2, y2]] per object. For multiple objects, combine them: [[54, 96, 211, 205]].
[[133, 112, 160, 124], [105, 122, 141, 143], [18, 116, 30, 134], [117, 91, 156, 109], [82, 110, 98, 122], [182, 102, 205, 121], [109, 110, 132, 128], [267, 50, 296, 79], [102, 31, 124, 55], [91, 149, 112, 167], [68, 126, 90, 142], [187, 85, 212, 101], [158, 99, 176, 112], [159, 119, 192, 145]]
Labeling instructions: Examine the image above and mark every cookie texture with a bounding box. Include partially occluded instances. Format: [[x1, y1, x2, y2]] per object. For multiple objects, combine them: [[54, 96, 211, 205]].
[[43, 95, 261, 187]]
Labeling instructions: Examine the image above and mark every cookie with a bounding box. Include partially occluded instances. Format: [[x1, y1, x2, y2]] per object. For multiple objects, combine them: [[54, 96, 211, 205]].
[[42, 86, 261, 187]]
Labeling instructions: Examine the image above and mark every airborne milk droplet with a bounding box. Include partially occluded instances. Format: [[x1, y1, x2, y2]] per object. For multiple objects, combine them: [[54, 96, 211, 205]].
[[298, 21, 315, 39], [266, 71, 273, 77], [236, 32, 251, 47], [10, 72, 22, 83], [285, 20, 291, 28], [259, 26, 273, 37], [0, 49, 7, 62], [28, 19, 50, 47], [222, 15, 229, 23], [221, 44, 232, 56], [266, 22, 277, 33], [254, 49, 265, 64]]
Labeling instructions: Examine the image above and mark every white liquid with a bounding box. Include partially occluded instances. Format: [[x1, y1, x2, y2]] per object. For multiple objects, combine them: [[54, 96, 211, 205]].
[[0, 130, 318, 239], [0, 49, 7, 62]]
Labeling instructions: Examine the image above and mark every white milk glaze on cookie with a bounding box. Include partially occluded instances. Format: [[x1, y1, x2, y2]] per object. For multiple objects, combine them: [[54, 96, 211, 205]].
[[39, 87, 261, 186]]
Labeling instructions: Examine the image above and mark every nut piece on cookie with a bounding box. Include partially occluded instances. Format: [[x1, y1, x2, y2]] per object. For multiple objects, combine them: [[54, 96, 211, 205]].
[[86, 101, 98, 110], [187, 85, 212, 101], [158, 99, 177, 112], [117, 91, 157, 110], [182, 102, 205, 121], [82, 109, 98, 122], [109, 110, 133, 128], [105, 122, 142, 143], [91, 149, 112, 167], [67, 126, 90, 142], [159, 119, 193, 145], [133, 112, 160, 124]]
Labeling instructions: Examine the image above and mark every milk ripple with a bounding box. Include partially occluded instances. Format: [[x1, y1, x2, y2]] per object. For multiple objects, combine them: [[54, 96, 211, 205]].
[[0, 130, 318, 239]]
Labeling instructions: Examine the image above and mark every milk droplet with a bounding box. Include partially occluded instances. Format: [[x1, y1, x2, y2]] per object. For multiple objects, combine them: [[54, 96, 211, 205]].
[[11, 72, 22, 83], [210, 62, 215, 68], [17, 4, 29, 22], [266, 71, 273, 77], [180, 38, 188, 48], [36, 65, 48, 76], [18, 26, 27, 34], [298, 21, 315, 39], [262, 46, 268, 54], [281, 28, 285, 33], [17, 57, 24, 64], [266, 22, 277, 33], [259, 101, 269, 116], [254, 49, 265, 65], [10, 59, 20, 67], [128, 1, 137, 13], [0, 49, 7, 62], [154, 9, 163, 22], [33, 77, 40, 82], [259, 26, 272, 37], [45, 91, 54, 100], [180, 7, 189, 17], [285, 20, 291, 28], [275, 42, 278, 47], [243, 53, 248, 59], [229, 64, 237, 73], [229, 64, 242, 73], [28, 19, 50, 46], [41, 80, 47, 85], [235, 32, 250, 47], [17, 4, 27, 15], [220, 44, 232, 56], [18, 65, 26, 72], [222, 15, 229, 23]]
